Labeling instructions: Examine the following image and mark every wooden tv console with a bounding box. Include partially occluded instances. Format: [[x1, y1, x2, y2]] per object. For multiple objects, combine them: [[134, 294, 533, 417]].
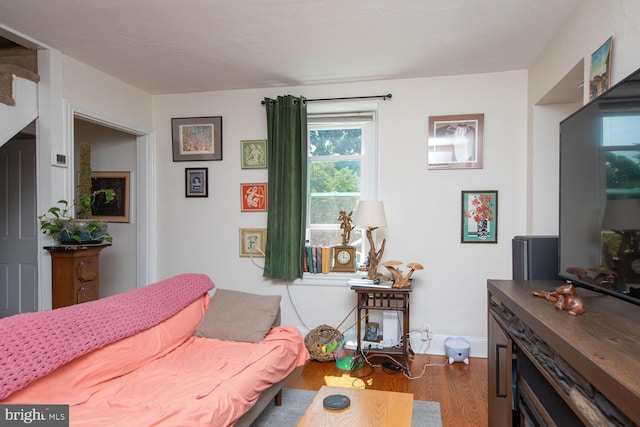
[[487, 279, 640, 426]]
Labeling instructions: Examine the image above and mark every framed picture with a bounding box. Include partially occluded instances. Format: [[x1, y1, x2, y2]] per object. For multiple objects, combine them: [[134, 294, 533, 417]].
[[241, 183, 267, 212], [241, 140, 267, 169], [90, 172, 130, 223], [589, 36, 613, 101], [461, 190, 498, 243], [185, 168, 209, 197], [239, 228, 266, 257], [428, 113, 484, 170], [172, 116, 222, 161]]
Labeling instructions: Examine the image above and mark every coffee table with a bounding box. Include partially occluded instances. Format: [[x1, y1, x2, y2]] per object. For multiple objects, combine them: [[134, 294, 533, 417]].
[[297, 385, 413, 426]]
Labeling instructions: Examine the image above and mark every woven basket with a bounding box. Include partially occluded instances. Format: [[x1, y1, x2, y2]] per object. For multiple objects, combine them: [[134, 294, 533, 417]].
[[304, 324, 344, 362]]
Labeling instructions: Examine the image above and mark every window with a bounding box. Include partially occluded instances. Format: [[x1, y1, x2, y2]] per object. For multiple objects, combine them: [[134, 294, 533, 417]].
[[306, 104, 379, 269]]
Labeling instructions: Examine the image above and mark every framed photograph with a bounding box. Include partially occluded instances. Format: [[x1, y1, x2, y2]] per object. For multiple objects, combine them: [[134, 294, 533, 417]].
[[241, 140, 267, 169], [461, 190, 498, 243], [172, 116, 222, 161], [90, 171, 130, 223], [185, 168, 208, 197], [239, 228, 266, 257], [589, 36, 613, 101], [428, 113, 484, 170], [241, 183, 267, 212]]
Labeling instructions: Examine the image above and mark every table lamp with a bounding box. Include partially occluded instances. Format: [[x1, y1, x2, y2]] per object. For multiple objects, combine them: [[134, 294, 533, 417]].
[[353, 201, 387, 280]]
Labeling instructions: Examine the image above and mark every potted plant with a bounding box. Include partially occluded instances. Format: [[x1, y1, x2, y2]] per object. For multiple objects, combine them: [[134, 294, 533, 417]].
[[39, 189, 116, 244]]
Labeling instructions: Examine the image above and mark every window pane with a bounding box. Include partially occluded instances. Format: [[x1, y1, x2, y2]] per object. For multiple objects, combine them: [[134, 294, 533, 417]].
[[309, 128, 362, 156], [309, 160, 361, 194], [309, 229, 362, 248], [308, 194, 360, 224]]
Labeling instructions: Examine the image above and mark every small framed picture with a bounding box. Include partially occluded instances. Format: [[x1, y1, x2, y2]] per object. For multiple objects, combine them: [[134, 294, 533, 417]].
[[461, 190, 498, 243], [185, 168, 208, 197], [172, 116, 222, 161], [239, 228, 266, 257], [90, 171, 130, 223], [589, 36, 613, 100], [241, 183, 267, 212], [241, 140, 267, 169], [428, 113, 484, 170]]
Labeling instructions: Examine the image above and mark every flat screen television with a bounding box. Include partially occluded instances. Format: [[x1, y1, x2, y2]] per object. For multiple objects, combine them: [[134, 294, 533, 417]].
[[559, 66, 640, 305]]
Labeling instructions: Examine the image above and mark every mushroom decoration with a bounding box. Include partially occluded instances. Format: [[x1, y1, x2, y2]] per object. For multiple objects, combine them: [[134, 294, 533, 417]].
[[382, 261, 424, 288], [382, 260, 403, 284]]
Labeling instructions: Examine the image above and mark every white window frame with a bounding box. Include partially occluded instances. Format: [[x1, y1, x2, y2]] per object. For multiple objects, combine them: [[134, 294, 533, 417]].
[[298, 102, 380, 284]]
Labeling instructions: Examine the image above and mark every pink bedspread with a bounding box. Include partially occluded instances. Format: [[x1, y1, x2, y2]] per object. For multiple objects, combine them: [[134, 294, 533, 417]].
[[3, 292, 309, 426], [0, 273, 214, 399]]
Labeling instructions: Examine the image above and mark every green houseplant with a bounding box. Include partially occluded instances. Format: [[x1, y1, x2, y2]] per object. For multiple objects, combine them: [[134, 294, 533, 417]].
[[39, 189, 116, 244]]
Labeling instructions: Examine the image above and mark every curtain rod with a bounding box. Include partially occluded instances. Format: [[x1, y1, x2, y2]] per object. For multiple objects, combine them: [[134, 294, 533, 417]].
[[261, 93, 392, 105]]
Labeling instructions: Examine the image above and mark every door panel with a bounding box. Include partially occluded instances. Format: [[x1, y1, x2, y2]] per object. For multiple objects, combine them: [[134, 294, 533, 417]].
[[0, 138, 37, 317]]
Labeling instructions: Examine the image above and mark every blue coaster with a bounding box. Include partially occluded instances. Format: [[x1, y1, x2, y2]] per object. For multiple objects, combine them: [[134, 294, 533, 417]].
[[323, 394, 351, 410]]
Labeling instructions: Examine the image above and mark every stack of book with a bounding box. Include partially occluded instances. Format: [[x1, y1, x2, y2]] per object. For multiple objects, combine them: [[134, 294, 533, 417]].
[[303, 246, 332, 274]]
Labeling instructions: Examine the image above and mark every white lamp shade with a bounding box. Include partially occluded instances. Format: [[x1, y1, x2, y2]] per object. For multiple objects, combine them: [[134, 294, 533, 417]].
[[353, 201, 387, 228]]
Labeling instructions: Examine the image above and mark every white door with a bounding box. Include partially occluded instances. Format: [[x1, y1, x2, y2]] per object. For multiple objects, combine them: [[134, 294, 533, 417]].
[[0, 137, 38, 318]]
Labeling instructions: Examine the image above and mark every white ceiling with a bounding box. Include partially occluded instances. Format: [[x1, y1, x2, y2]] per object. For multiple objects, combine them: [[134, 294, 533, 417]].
[[0, 0, 580, 95]]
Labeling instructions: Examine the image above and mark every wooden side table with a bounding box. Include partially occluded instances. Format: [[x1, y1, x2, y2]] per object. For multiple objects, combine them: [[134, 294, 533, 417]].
[[351, 286, 412, 376], [45, 244, 110, 308]]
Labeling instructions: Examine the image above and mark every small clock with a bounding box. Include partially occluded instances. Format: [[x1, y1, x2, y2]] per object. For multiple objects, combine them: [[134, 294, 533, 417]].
[[332, 245, 356, 273]]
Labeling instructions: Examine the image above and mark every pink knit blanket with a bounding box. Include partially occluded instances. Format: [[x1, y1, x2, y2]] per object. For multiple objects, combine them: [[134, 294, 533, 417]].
[[0, 273, 214, 400]]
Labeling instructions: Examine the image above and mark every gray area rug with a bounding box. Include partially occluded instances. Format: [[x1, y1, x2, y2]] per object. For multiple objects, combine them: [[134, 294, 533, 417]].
[[251, 388, 442, 426]]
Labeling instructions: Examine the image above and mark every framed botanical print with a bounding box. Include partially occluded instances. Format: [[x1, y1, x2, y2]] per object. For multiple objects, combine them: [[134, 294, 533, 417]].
[[461, 190, 497, 243]]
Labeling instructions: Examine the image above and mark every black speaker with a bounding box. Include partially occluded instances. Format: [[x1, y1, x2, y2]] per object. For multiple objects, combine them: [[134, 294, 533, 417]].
[[512, 236, 560, 280]]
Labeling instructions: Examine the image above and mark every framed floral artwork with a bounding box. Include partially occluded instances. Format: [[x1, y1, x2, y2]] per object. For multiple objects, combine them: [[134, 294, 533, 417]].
[[241, 140, 267, 169], [428, 113, 484, 169], [461, 190, 497, 243], [172, 116, 222, 161], [241, 183, 267, 212], [239, 228, 266, 257]]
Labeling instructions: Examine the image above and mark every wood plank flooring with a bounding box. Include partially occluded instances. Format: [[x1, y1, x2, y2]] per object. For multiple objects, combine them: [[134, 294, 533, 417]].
[[285, 354, 488, 427]]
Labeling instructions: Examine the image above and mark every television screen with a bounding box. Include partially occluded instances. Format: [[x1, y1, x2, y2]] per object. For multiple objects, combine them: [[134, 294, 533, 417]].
[[559, 67, 640, 305]]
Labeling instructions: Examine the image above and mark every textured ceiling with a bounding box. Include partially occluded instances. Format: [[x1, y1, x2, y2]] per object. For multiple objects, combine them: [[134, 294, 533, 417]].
[[0, 0, 580, 95]]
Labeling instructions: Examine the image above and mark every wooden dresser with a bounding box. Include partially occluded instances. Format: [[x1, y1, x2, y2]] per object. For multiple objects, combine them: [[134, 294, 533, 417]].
[[487, 279, 640, 426], [45, 244, 110, 308]]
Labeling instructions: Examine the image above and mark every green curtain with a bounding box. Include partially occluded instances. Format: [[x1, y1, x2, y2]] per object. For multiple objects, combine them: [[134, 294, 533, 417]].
[[263, 95, 308, 279]]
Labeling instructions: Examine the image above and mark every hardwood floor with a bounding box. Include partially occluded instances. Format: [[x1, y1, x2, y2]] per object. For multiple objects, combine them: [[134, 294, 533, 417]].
[[285, 354, 488, 427]]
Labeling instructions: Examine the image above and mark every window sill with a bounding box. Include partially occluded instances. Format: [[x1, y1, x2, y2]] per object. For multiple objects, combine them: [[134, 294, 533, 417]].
[[288, 271, 367, 287]]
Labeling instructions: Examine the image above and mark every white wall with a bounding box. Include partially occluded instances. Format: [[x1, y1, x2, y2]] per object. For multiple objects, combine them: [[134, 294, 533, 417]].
[[527, 0, 640, 235], [154, 71, 528, 357]]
